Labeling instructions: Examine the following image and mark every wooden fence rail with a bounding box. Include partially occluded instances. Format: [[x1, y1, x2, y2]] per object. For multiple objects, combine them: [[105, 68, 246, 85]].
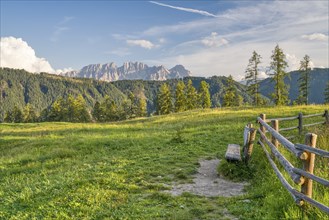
[[257, 111, 329, 214], [262, 110, 329, 137]]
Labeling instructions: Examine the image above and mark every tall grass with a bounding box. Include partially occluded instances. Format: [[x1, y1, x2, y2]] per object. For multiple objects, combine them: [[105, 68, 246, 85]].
[[0, 105, 328, 219]]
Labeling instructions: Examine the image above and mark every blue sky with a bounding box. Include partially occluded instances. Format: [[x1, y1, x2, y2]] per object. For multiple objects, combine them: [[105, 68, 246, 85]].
[[1, 0, 328, 79]]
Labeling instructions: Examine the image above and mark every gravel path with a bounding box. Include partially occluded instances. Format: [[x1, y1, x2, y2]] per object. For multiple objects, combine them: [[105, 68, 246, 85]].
[[165, 159, 247, 197]]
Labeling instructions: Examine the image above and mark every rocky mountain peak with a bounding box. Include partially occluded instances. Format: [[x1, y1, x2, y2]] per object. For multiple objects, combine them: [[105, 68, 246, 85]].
[[60, 61, 191, 82], [169, 64, 191, 78], [121, 61, 148, 74]]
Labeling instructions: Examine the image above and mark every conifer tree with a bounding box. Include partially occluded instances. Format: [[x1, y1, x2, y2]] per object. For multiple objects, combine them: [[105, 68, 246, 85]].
[[12, 105, 24, 123], [157, 83, 172, 115], [92, 101, 102, 121], [23, 103, 38, 122], [120, 99, 131, 120], [39, 108, 50, 122], [297, 55, 311, 105], [245, 51, 262, 106], [134, 87, 147, 117], [128, 91, 137, 118], [235, 94, 244, 106], [186, 79, 198, 110], [268, 44, 289, 105], [223, 75, 236, 107], [199, 81, 211, 108], [73, 94, 90, 122], [102, 96, 118, 121], [136, 97, 147, 117], [66, 95, 76, 122], [175, 81, 186, 112], [0, 80, 7, 121], [48, 98, 65, 121], [4, 110, 14, 123]]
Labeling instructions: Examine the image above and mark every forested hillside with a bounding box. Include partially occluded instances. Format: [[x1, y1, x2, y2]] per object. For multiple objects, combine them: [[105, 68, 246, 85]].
[[0, 68, 127, 120], [259, 68, 329, 104], [1, 67, 328, 122], [0, 68, 250, 121]]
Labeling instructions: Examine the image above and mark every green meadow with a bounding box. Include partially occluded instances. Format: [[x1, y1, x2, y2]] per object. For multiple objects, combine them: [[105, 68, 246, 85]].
[[1, 105, 328, 219]]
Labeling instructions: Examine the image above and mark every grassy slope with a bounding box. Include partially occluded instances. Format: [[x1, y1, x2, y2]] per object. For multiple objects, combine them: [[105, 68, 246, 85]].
[[0, 105, 328, 219]]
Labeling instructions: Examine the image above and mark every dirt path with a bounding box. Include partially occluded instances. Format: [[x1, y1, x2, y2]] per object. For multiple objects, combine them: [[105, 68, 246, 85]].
[[165, 159, 247, 197]]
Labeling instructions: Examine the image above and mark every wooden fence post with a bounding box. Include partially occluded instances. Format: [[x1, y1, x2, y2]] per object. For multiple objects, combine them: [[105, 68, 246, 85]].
[[244, 124, 257, 164], [271, 119, 279, 158], [298, 113, 303, 135], [271, 120, 279, 148], [301, 133, 317, 198], [260, 114, 266, 142], [324, 110, 329, 126]]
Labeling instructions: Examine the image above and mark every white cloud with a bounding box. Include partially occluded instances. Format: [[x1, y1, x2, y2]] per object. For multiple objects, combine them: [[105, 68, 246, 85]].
[[0, 37, 74, 74], [258, 71, 268, 79], [285, 54, 299, 71], [149, 1, 218, 18], [201, 32, 228, 47], [301, 33, 328, 41], [126, 39, 155, 49], [0, 37, 55, 73], [286, 53, 316, 71], [55, 67, 75, 74]]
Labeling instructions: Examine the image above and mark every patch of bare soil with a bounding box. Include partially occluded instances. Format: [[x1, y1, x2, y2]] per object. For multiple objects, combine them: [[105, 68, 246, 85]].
[[165, 159, 247, 197]]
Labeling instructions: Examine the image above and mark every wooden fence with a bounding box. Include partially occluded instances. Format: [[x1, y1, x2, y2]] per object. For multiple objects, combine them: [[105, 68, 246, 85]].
[[260, 110, 329, 139], [256, 110, 329, 214]]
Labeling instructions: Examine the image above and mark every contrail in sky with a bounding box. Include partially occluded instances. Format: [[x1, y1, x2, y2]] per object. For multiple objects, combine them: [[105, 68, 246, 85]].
[[149, 1, 218, 18]]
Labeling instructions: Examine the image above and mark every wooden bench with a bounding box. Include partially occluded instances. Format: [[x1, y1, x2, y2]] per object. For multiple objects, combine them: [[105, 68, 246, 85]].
[[225, 144, 242, 161], [225, 124, 256, 163]]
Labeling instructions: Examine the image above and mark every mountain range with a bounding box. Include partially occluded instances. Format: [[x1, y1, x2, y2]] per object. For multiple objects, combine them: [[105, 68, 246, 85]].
[[0, 67, 328, 121], [60, 62, 191, 82]]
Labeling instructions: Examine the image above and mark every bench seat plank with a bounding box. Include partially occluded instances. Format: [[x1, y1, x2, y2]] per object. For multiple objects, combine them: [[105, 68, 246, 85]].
[[225, 144, 242, 161]]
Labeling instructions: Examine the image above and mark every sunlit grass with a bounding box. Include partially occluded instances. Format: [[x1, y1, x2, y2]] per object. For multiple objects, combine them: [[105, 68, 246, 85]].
[[0, 105, 328, 219]]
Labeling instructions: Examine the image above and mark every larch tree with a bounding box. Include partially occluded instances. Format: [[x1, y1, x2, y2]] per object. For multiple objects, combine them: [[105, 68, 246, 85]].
[[245, 51, 262, 106], [268, 44, 289, 106], [199, 80, 211, 108], [4, 110, 14, 123], [92, 101, 102, 122], [136, 97, 147, 117], [223, 75, 236, 107], [48, 98, 64, 121], [23, 103, 38, 122], [0, 80, 8, 121], [102, 96, 119, 121], [128, 91, 137, 118], [175, 81, 186, 112], [73, 94, 90, 122], [135, 87, 147, 117], [157, 83, 173, 115], [186, 79, 198, 110], [297, 55, 312, 105], [12, 105, 24, 123]]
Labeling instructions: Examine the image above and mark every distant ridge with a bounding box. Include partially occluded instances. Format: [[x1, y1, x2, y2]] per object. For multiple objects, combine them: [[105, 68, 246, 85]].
[[259, 68, 329, 104], [60, 61, 192, 82]]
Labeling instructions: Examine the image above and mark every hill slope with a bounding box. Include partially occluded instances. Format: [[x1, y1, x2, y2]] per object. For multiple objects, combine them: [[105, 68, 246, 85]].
[[0, 106, 328, 219], [0, 68, 250, 120], [0, 68, 127, 119], [259, 68, 329, 104]]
